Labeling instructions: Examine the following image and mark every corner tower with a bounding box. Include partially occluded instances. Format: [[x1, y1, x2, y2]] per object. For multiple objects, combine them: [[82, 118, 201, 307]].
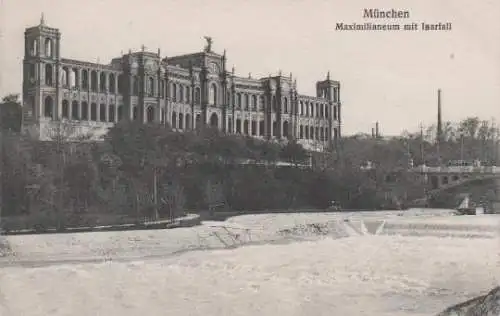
[[23, 14, 61, 124], [316, 71, 341, 145]]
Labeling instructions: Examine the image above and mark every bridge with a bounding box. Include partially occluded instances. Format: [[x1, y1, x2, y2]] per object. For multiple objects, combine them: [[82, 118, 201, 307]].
[[408, 164, 500, 210], [409, 165, 500, 188]]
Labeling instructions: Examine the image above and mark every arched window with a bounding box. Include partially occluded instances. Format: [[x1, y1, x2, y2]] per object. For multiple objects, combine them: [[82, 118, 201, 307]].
[[82, 70, 89, 89], [28, 96, 35, 117], [62, 100, 69, 118], [185, 113, 191, 130], [178, 113, 184, 129], [31, 39, 38, 56], [172, 83, 177, 102], [44, 38, 52, 57], [146, 106, 154, 123], [252, 95, 257, 110], [315, 103, 319, 117], [148, 77, 154, 97], [70, 68, 77, 88], [283, 97, 288, 114], [244, 94, 249, 110], [179, 85, 184, 102], [186, 87, 191, 103], [100, 104, 106, 122], [272, 121, 278, 137], [243, 120, 249, 135], [195, 87, 201, 104], [210, 113, 218, 128], [195, 114, 201, 129], [283, 121, 289, 138], [237, 93, 242, 108], [117, 106, 123, 121], [100, 72, 107, 92], [117, 74, 125, 94], [236, 119, 241, 133], [132, 76, 139, 95], [299, 125, 304, 139], [259, 96, 265, 111], [109, 74, 116, 93], [133, 106, 138, 120], [310, 126, 314, 139], [251, 120, 257, 135], [259, 120, 264, 136], [108, 105, 115, 122], [71, 101, 79, 120], [27, 64, 36, 83], [45, 64, 53, 86], [209, 83, 217, 105], [333, 105, 337, 120], [44, 96, 53, 118], [60, 67, 68, 87], [81, 102, 89, 120], [160, 81, 165, 98], [91, 103, 97, 121], [90, 71, 98, 92], [171, 112, 177, 128]]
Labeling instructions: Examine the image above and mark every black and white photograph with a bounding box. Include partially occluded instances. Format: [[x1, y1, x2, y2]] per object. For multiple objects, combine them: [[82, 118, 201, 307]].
[[0, 0, 500, 315]]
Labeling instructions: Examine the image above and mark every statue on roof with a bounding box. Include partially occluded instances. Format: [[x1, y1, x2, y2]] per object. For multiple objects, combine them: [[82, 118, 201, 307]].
[[204, 36, 213, 53]]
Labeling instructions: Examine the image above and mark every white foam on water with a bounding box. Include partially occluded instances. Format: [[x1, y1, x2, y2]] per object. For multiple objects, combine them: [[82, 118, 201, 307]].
[[0, 210, 498, 316]]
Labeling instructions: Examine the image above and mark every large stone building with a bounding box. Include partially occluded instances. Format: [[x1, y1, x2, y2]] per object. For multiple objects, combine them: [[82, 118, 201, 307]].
[[22, 16, 342, 151]]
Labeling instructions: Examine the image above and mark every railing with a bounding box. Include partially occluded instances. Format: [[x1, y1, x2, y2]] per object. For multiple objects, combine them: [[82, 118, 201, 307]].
[[410, 165, 500, 174]]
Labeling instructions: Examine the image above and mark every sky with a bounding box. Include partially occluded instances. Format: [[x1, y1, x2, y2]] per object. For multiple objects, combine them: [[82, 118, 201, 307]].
[[1, 0, 499, 135]]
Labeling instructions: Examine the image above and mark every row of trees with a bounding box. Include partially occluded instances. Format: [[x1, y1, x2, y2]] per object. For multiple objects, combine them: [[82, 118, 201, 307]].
[[1, 93, 498, 230], [344, 117, 500, 169]]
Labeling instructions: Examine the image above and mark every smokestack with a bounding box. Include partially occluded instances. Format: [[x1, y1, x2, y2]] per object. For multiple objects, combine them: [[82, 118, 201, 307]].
[[371, 128, 375, 138], [375, 122, 380, 138], [437, 89, 442, 143]]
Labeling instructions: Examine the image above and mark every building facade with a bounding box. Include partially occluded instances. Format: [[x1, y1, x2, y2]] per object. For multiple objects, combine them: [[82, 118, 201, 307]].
[[22, 17, 342, 151]]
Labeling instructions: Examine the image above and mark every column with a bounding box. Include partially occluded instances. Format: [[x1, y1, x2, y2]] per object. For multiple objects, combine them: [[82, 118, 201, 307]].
[[76, 68, 81, 89], [68, 99, 72, 120], [128, 74, 134, 120], [96, 70, 100, 93], [78, 100, 82, 120]]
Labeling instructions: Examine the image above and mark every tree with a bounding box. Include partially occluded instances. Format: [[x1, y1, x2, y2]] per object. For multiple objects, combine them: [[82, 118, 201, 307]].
[[0, 94, 22, 133], [106, 121, 194, 220], [280, 140, 309, 167]]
